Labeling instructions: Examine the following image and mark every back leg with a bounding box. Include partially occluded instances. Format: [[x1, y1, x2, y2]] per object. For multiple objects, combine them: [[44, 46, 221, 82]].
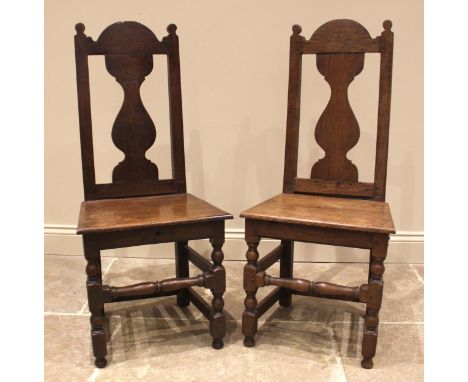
[[175, 241, 190, 307], [279, 240, 294, 307]]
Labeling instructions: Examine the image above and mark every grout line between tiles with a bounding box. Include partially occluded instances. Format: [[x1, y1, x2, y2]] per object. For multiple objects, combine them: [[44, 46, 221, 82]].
[[44, 310, 424, 326], [101, 257, 118, 280], [376, 321, 424, 325], [254, 319, 424, 325], [328, 326, 348, 382], [99, 313, 424, 326], [87, 367, 100, 382], [77, 258, 118, 315], [110, 320, 122, 342], [410, 264, 424, 284], [77, 303, 88, 315], [44, 311, 90, 317]]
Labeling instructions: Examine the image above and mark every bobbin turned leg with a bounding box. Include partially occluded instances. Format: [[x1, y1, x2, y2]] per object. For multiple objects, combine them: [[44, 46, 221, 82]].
[[242, 221, 260, 347], [209, 228, 226, 349], [97, 257, 104, 316], [175, 241, 190, 307], [361, 234, 389, 369], [83, 240, 107, 368], [279, 240, 294, 307]]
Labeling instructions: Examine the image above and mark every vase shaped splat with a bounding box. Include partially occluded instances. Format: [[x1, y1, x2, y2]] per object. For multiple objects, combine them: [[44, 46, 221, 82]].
[[105, 53, 159, 183], [311, 52, 364, 182]]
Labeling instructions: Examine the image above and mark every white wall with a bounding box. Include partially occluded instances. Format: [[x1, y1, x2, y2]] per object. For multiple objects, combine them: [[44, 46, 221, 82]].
[[45, 0, 423, 262]]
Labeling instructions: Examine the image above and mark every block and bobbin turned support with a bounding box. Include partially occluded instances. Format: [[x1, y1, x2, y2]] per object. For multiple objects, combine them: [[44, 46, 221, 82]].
[[242, 237, 260, 347]]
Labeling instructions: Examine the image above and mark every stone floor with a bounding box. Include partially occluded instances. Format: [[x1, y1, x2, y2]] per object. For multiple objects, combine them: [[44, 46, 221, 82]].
[[44, 255, 424, 381]]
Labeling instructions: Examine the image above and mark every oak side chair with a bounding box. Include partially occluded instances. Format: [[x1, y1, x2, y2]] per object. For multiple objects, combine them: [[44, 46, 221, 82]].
[[240, 19, 395, 369], [74, 21, 232, 368]]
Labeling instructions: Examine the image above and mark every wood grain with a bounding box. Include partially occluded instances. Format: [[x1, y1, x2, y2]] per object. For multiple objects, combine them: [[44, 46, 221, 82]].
[[74, 22, 187, 201], [242, 20, 395, 369], [83, 221, 223, 251], [256, 271, 366, 302], [241, 193, 395, 234], [302, 19, 378, 54], [257, 244, 283, 271], [101, 275, 205, 302], [74, 21, 231, 366], [293, 178, 374, 198], [106, 49, 159, 183], [311, 51, 364, 181], [255, 220, 374, 249], [281, 20, 394, 201], [373, 20, 394, 201], [78, 193, 232, 234]]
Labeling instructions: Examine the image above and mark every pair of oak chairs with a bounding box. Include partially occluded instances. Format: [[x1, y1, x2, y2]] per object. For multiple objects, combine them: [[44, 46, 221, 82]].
[[74, 19, 395, 370]]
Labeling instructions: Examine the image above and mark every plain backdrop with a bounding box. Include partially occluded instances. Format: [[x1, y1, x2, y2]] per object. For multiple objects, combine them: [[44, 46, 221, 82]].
[[0, 0, 451, 380], [44, 0, 423, 261]]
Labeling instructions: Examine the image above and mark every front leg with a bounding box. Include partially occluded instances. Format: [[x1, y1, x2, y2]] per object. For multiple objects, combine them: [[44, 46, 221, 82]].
[[209, 227, 226, 349], [83, 239, 107, 368], [361, 234, 389, 369], [242, 220, 260, 347]]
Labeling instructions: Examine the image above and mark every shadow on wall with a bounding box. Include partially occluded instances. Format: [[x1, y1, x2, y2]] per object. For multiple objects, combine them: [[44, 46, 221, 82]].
[[185, 129, 206, 198], [392, 150, 415, 231], [226, 117, 285, 218], [187, 117, 285, 258]]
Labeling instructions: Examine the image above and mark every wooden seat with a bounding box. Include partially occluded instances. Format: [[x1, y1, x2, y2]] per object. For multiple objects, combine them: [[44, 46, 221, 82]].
[[74, 21, 232, 368], [241, 193, 395, 234], [78, 194, 231, 234], [241, 19, 395, 370]]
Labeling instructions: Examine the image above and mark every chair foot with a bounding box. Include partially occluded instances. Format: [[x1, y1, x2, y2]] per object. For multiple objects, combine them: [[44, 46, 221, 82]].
[[176, 292, 190, 308], [361, 357, 374, 369], [243, 337, 255, 347], [279, 294, 292, 307], [95, 357, 107, 368], [212, 339, 224, 349]]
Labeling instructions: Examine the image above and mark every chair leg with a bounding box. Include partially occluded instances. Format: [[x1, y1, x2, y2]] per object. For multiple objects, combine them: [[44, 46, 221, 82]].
[[97, 257, 104, 317], [279, 240, 294, 307], [84, 244, 107, 368], [361, 234, 389, 369], [209, 237, 226, 349], [242, 234, 260, 347], [175, 241, 190, 307]]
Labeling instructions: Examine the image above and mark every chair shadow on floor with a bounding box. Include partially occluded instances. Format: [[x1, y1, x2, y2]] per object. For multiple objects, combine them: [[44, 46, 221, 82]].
[[253, 295, 365, 361], [100, 296, 238, 365], [249, 263, 368, 361], [97, 260, 422, 366], [253, 288, 423, 368]]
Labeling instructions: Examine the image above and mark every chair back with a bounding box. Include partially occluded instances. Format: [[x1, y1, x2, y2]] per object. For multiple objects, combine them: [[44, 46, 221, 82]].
[[282, 20, 394, 201], [75, 22, 186, 200]]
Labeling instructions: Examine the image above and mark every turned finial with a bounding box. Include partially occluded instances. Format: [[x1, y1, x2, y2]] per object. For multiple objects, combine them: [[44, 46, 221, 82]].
[[167, 23, 177, 34], [383, 20, 392, 32], [75, 23, 85, 35], [292, 24, 302, 35]]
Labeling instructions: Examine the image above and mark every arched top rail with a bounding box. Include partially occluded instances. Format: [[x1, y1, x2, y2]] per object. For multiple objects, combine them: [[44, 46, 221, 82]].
[[75, 21, 177, 56], [293, 19, 392, 54]]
